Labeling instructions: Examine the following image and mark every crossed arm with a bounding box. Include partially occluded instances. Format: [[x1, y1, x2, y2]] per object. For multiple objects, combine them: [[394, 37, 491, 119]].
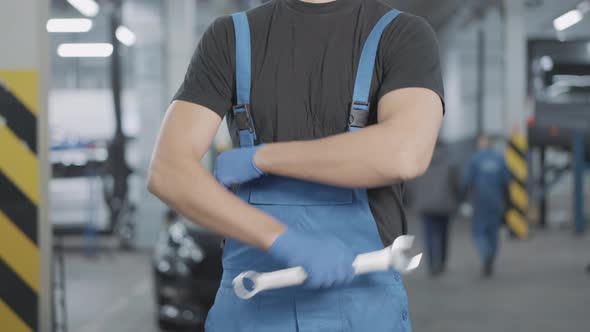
[[147, 87, 443, 249], [254, 88, 443, 187]]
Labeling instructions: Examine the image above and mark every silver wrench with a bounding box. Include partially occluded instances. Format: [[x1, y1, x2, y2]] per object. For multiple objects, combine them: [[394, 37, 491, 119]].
[[233, 235, 422, 299]]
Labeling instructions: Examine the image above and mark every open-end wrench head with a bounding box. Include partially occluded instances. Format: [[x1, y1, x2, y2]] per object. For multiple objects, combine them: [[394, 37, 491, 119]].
[[388, 236, 422, 273], [391, 235, 415, 251], [391, 252, 422, 273], [407, 253, 422, 271]]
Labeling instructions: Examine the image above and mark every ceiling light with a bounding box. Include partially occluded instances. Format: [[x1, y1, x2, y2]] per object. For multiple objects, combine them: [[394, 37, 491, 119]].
[[553, 9, 583, 31], [46, 18, 93, 33], [116, 26, 136, 46], [57, 43, 113, 58], [67, 0, 100, 18]]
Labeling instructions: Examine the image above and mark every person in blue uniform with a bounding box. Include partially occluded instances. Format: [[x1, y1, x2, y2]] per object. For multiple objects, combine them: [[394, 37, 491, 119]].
[[462, 135, 511, 278], [148, 0, 444, 330]]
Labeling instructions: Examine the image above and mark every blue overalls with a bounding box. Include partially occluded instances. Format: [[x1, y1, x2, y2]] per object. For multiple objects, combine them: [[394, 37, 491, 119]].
[[205, 10, 410, 332], [462, 148, 510, 261]]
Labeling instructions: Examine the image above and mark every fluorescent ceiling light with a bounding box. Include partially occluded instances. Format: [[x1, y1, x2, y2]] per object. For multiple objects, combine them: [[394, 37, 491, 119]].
[[553, 9, 583, 31], [57, 43, 113, 58], [46, 18, 93, 33], [67, 0, 100, 17], [116, 26, 137, 46]]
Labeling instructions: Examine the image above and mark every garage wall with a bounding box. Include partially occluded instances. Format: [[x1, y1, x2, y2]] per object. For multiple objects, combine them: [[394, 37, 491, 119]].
[[438, 9, 506, 143]]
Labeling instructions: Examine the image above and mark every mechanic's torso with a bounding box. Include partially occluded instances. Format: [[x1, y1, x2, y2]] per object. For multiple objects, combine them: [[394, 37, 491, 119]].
[[219, 0, 425, 243], [226, 0, 410, 142]]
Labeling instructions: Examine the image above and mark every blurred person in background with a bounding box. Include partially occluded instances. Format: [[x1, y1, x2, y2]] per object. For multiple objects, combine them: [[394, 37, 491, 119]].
[[409, 140, 459, 277], [461, 135, 510, 278]]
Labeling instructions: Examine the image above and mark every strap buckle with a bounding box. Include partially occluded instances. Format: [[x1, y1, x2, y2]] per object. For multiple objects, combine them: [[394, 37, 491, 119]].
[[348, 101, 370, 129], [233, 104, 254, 133]]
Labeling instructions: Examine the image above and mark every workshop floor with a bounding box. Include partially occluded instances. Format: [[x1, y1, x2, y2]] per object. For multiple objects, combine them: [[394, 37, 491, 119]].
[[406, 221, 590, 332], [62, 220, 590, 332], [60, 249, 161, 332]]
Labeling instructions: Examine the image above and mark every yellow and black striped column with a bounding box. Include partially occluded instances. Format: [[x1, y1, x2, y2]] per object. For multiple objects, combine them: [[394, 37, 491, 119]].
[[504, 133, 529, 239], [0, 71, 40, 332]]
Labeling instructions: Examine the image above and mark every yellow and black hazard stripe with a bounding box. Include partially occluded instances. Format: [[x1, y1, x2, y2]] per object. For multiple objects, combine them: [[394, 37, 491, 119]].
[[0, 70, 39, 332], [504, 133, 529, 239]]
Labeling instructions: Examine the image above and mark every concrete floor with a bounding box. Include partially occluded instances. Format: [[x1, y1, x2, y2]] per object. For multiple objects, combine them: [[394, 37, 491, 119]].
[[60, 249, 162, 332], [406, 221, 590, 332], [61, 221, 590, 332]]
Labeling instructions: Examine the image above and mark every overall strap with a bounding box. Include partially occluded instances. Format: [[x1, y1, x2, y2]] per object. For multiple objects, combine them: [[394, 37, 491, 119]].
[[231, 12, 257, 147], [349, 9, 401, 132]]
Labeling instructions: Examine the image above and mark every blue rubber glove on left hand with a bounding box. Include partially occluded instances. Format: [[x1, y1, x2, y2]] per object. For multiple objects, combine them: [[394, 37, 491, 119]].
[[214, 146, 265, 188]]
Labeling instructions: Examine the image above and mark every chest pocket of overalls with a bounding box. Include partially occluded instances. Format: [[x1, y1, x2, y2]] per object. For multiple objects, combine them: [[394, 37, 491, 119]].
[[236, 176, 356, 243], [245, 176, 353, 206]]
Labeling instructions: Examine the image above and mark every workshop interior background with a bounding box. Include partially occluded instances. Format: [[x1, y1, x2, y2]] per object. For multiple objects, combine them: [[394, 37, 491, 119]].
[[0, 0, 589, 331]]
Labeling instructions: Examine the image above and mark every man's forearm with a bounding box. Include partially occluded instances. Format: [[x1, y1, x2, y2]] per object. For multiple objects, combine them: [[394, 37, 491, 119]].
[[254, 89, 442, 188], [148, 157, 285, 250], [255, 122, 429, 188]]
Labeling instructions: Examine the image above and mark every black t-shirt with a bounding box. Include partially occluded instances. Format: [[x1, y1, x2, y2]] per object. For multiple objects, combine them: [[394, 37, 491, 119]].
[[174, 0, 444, 245]]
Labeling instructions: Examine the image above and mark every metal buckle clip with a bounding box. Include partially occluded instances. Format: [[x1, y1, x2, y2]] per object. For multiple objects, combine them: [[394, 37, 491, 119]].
[[233, 104, 253, 133], [349, 101, 370, 129]]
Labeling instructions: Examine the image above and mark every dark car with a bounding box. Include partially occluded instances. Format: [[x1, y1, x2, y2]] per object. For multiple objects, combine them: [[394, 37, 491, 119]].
[[153, 212, 223, 330]]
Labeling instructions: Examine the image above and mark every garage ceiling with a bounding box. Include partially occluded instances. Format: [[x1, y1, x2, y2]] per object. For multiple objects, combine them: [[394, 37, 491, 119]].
[[51, 0, 590, 39], [391, 0, 590, 39], [387, 0, 505, 30], [524, 0, 590, 39]]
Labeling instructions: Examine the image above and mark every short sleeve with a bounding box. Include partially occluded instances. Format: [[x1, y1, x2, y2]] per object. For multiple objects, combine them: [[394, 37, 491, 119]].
[[173, 16, 235, 118], [377, 14, 445, 112]]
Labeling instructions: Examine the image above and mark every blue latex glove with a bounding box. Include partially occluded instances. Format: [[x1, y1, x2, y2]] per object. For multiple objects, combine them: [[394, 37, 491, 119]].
[[214, 146, 265, 188], [268, 229, 356, 289]]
